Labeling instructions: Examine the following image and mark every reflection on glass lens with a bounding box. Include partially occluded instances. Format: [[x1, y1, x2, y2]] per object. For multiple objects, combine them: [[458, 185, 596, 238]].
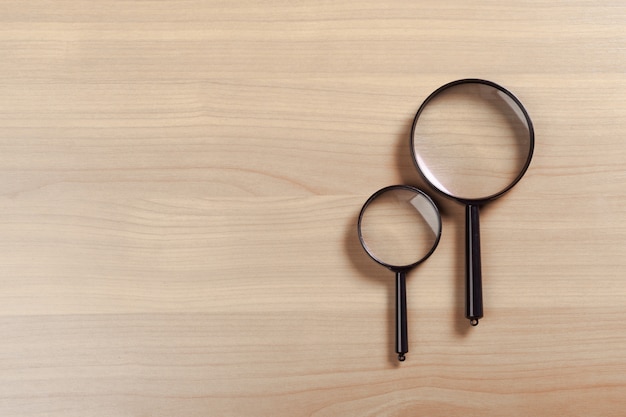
[[359, 188, 440, 268], [412, 82, 532, 201]]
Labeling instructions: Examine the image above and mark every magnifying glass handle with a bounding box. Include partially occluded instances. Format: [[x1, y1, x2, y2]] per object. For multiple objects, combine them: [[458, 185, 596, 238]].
[[466, 204, 483, 326], [395, 271, 408, 361]]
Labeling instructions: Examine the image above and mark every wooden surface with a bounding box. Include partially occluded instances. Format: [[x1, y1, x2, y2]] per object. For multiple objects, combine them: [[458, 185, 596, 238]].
[[1, 1, 626, 415]]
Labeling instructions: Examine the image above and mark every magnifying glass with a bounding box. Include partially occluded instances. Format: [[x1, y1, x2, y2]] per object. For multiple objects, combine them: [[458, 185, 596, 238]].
[[358, 185, 442, 361], [410, 79, 534, 326]]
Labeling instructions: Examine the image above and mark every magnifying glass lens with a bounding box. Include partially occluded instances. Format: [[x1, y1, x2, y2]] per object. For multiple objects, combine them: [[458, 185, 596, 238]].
[[412, 82, 532, 200], [359, 188, 440, 268]]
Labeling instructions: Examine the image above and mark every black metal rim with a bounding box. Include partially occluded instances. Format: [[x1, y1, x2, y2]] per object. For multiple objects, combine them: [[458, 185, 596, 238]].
[[410, 78, 535, 205], [357, 185, 442, 271]]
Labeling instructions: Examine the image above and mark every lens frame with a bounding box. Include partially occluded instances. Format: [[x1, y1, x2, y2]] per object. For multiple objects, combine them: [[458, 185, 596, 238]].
[[357, 185, 442, 271], [410, 79, 535, 205]]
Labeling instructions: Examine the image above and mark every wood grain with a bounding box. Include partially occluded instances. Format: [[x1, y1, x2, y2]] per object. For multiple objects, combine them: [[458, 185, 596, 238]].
[[1, 1, 626, 415]]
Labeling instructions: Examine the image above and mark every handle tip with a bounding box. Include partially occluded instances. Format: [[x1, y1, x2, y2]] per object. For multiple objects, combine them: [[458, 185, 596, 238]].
[[470, 318, 479, 326], [398, 353, 406, 361]]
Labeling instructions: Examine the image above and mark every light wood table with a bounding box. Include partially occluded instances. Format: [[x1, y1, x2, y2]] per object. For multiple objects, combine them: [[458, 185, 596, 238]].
[[1, 1, 625, 415]]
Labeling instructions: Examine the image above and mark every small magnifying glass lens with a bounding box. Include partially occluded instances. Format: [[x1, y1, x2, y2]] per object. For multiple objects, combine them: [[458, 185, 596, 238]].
[[359, 188, 440, 268], [358, 186, 441, 361]]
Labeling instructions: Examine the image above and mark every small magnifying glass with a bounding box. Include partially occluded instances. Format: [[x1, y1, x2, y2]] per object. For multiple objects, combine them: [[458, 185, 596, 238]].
[[410, 79, 534, 326], [358, 185, 442, 361]]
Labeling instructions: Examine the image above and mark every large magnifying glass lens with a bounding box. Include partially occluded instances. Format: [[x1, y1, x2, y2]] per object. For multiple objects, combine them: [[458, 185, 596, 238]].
[[358, 186, 441, 361], [413, 82, 532, 201]]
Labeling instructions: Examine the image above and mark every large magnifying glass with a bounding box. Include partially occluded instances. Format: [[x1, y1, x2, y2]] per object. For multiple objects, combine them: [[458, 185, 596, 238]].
[[410, 79, 534, 326], [358, 185, 442, 361]]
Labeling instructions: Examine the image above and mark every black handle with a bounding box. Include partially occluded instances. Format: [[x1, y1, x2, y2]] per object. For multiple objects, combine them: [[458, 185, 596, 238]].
[[395, 270, 408, 361], [465, 204, 483, 326]]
